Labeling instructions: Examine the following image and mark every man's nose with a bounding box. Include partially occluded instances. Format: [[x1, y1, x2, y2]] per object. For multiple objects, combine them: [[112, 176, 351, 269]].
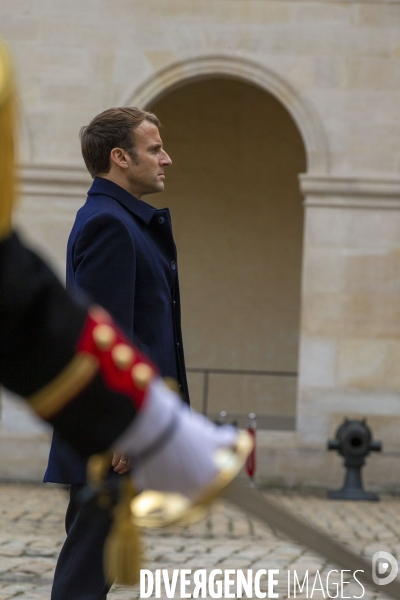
[[160, 150, 172, 166]]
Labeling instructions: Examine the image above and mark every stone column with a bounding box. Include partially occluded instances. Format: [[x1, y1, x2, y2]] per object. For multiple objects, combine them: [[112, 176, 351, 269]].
[[295, 175, 400, 486]]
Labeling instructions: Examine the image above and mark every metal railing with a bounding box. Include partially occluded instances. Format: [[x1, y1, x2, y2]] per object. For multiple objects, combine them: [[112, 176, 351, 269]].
[[186, 367, 297, 418]]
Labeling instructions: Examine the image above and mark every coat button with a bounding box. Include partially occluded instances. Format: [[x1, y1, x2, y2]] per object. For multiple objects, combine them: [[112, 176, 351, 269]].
[[158, 216, 165, 224], [176, 341, 180, 347], [171, 260, 176, 270]]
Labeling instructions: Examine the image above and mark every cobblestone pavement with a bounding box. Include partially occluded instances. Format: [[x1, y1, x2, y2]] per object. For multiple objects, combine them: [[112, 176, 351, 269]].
[[0, 483, 399, 599]]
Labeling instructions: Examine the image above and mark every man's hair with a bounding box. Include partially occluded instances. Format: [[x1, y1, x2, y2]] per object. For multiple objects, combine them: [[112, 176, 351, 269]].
[[80, 107, 160, 178]]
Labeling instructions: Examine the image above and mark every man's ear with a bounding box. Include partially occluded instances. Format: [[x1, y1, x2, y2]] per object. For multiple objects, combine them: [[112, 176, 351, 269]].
[[110, 147, 129, 170]]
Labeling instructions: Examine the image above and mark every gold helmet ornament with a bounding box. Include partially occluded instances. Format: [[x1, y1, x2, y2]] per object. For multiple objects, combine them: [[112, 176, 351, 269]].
[[0, 41, 16, 240]]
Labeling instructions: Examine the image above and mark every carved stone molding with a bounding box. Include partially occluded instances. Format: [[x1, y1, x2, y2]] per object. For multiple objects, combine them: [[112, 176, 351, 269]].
[[300, 175, 400, 209], [123, 55, 330, 176], [19, 164, 91, 198], [18, 165, 400, 211]]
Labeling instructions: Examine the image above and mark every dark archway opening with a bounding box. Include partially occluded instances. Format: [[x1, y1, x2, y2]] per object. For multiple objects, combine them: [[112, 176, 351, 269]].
[[149, 77, 307, 429]]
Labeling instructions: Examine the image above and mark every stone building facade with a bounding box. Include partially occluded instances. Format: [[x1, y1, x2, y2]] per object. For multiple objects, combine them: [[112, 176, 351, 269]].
[[1, 0, 400, 487]]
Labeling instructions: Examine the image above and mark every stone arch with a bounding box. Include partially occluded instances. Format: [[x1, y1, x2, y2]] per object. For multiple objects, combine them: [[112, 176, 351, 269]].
[[123, 55, 329, 175]]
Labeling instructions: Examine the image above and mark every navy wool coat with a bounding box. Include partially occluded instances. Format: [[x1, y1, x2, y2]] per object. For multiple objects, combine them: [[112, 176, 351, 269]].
[[44, 177, 189, 484]]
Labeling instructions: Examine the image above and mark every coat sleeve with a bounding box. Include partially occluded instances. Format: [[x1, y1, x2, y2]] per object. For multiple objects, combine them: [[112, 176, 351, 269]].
[[72, 214, 136, 338], [0, 232, 157, 458]]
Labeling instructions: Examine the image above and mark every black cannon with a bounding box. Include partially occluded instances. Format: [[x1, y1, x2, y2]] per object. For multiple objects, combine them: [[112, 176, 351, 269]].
[[327, 418, 381, 501]]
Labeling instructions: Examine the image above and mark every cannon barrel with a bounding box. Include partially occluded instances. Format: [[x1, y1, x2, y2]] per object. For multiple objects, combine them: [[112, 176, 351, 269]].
[[327, 418, 381, 501]]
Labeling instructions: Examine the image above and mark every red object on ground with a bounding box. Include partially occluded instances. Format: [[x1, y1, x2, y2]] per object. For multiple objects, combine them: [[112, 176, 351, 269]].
[[246, 426, 256, 479]]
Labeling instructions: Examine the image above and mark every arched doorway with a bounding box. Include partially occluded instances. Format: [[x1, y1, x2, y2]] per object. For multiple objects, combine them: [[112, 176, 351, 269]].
[[148, 77, 307, 429]]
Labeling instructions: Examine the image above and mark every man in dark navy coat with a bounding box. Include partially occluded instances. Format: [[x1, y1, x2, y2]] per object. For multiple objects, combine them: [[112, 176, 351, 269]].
[[45, 107, 190, 599]]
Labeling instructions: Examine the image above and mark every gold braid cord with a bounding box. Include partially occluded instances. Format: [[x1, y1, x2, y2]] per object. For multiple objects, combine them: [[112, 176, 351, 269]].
[[28, 353, 99, 420], [0, 41, 15, 240]]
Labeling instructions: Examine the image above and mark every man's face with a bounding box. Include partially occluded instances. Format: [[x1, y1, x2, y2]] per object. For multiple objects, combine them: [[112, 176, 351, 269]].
[[125, 120, 172, 198]]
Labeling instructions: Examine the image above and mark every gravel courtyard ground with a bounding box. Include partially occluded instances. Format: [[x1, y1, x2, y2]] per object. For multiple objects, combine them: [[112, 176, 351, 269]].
[[0, 483, 399, 599]]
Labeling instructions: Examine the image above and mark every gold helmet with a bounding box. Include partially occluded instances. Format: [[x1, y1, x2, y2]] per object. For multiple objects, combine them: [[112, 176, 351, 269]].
[[0, 41, 15, 240]]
